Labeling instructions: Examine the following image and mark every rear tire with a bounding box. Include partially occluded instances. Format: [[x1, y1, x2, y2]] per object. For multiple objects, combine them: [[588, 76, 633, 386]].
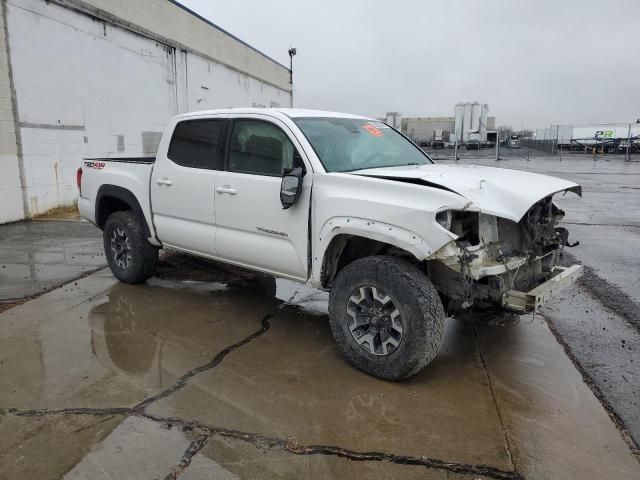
[[328, 256, 446, 381], [104, 211, 158, 284]]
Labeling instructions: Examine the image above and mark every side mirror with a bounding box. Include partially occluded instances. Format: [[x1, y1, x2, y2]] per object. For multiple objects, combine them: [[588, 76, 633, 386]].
[[280, 167, 304, 209]]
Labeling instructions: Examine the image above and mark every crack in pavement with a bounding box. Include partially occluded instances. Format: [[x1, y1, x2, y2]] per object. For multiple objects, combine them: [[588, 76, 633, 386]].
[[138, 412, 526, 480], [1, 407, 524, 479], [544, 318, 640, 460], [0, 307, 524, 480], [544, 252, 640, 460], [164, 430, 212, 480], [0, 407, 133, 417], [471, 325, 518, 476], [134, 284, 307, 412], [133, 311, 275, 411]]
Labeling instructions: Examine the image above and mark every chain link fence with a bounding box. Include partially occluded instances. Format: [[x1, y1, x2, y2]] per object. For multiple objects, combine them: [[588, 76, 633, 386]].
[[522, 123, 640, 161]]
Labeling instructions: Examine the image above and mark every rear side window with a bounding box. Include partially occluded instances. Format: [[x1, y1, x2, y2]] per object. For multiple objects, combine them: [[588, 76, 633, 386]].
[[228, 119, 297, 176], [167, 119, 224, 169]]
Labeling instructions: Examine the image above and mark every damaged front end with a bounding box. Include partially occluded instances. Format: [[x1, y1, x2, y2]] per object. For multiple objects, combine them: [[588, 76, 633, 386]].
[[429, 195, 583, 315]]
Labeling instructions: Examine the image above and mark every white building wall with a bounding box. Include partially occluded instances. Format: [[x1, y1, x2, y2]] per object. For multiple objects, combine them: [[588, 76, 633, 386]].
[[84, 0, 290, 90], [404, 117, 454, 144], [2, 0, 291, 219], [0, 1, 24, 222], [185, 54, 289, 111]]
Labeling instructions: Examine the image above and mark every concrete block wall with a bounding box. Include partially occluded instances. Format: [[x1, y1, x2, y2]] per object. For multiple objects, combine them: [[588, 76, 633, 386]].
[[84, 0, 290, 91], [1, 0, 291, 221], [0, 0, 24, 222]]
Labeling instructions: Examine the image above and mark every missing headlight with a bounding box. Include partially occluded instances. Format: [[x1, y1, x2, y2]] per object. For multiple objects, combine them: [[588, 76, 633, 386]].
[[436, 210, 452, 229]]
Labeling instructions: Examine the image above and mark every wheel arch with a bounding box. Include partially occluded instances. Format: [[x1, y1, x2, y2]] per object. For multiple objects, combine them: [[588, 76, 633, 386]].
[[316, 217, 435, 289], [96, 185, 151, 238]]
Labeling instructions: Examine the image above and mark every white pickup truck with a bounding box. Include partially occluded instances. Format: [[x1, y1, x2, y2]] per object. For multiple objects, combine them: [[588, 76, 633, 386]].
[[77, 108, 583, 380]]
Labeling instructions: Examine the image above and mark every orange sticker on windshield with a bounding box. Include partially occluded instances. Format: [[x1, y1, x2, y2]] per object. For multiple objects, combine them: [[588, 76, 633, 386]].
[[362, 124, 383, 137]]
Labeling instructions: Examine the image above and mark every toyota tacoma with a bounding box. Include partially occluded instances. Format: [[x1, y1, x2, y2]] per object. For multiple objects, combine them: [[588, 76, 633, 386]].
[[77, 108, 582, 380]]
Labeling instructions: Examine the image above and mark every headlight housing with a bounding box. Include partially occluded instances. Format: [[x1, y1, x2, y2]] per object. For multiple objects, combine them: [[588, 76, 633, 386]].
[[435, 210, 452, 230]]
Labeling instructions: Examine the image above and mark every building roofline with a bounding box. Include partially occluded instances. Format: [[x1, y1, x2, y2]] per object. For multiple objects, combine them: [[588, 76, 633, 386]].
[[167, 0, 289, 71]]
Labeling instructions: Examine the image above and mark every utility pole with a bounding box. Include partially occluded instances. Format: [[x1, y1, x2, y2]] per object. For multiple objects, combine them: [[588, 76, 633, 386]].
[[288, 47, 296, 108]]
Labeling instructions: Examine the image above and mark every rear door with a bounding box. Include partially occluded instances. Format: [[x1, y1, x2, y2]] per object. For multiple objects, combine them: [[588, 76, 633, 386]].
[[151, 115, 227, 255], [214, 115, 312, 280]]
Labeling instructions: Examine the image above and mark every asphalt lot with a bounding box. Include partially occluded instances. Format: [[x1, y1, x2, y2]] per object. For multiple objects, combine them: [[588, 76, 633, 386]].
[[1, 152, 639, 479], [0, 219, 105, 308], [435, 149, 640, 447]]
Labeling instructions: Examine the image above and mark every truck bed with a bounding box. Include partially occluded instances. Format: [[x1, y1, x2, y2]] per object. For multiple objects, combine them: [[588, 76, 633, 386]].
[[79, 157, 156, 241]]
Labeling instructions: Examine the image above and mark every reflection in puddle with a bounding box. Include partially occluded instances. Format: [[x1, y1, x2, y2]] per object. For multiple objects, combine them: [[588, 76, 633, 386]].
[[88, 275, 308, 382]]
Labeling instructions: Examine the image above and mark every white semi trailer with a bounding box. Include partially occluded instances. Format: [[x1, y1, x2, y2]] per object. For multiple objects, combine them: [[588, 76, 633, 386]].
[[555, 124, 640, 151]]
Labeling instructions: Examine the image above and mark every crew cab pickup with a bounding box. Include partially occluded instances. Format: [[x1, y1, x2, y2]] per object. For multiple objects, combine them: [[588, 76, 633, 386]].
[[77, 108, 583, 380]]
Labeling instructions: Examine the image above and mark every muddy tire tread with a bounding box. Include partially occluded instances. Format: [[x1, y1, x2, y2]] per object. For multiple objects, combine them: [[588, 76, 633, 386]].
[[104, 211, 158, 284], [328, 255, 445, 381]]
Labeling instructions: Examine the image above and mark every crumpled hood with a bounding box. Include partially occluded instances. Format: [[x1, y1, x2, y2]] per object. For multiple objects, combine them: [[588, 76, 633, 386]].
[[350, 163, 581, 222]]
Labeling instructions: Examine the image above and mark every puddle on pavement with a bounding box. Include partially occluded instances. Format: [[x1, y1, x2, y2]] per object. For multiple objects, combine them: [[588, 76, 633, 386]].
[[1, 258, 639, 479], [0, 221, 105, 300], [147, 306, 511, 470], [0, 274, 279, 410], [0, 414, 194, 480], [476, 321, 640, 480]]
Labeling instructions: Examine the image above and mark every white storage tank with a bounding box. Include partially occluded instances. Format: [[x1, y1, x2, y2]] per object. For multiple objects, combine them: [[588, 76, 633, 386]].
[[470, 102, 481, 133], [480, 104, 489, 141], [454, 104, 465, 143], [455, 101, 489, 142], [462, 103, 473, 142]]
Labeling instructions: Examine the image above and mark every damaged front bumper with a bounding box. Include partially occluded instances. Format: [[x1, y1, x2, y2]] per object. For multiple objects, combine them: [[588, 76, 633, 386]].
[[502, 264, 583, 312]]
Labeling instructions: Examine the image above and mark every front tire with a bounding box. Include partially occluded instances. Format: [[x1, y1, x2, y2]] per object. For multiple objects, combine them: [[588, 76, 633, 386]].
[[104, 211, 158, 284], [328, 256, 446, 381]]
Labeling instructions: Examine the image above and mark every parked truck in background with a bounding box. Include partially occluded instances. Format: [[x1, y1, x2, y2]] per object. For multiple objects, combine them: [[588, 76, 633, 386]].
[[570, 125, 640, 152], [544, 124, 640, 152], [431, 129, 446, 149], [77, 108, 583, 381]]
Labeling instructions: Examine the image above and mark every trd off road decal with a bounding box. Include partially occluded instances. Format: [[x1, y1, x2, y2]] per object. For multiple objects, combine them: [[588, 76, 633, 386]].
[[84, 161, 106, 169]]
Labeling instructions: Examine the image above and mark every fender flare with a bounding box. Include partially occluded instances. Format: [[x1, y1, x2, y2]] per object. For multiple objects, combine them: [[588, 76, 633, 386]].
[[96, 184, 152, 238], [312, 217, 446, 287]]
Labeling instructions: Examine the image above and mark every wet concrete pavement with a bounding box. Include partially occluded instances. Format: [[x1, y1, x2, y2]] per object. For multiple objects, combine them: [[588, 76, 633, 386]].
[[1, 267, 639, 479], [439, 153, 640, 448], [0, 219, 104, 306], [2, 155, 640, 478]]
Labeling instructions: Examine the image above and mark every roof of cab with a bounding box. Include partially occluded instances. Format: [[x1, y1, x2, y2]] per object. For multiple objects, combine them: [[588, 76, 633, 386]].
[[175, 108, 372, 121]]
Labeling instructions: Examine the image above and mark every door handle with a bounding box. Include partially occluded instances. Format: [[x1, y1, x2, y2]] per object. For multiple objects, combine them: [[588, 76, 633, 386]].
[[216, 186, 237, 195], [156, 178, 173, 186]]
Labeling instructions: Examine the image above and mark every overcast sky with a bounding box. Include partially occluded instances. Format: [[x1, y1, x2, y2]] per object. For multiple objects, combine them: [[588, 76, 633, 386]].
[[180, 0, 639, 129]]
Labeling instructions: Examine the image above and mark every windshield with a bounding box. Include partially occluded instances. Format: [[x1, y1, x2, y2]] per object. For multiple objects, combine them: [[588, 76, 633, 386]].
[[293, 117, 433, 172]]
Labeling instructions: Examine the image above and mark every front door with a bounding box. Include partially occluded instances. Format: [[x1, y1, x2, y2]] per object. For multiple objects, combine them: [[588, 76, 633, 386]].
[[214, 116, 312, 280], [151, 116, 226, 256]]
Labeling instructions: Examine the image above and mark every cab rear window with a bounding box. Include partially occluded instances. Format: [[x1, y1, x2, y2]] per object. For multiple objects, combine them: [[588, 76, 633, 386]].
[[168, 119, 224, 170]]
